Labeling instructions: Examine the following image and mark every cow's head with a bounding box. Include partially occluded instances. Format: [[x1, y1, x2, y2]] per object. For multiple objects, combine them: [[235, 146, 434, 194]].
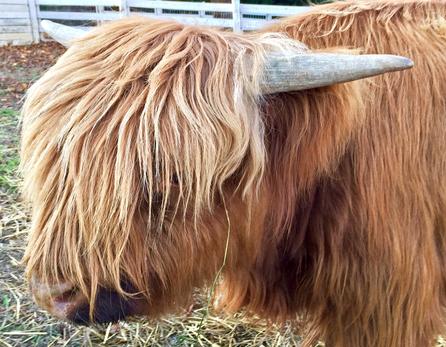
[[21, 18, 412, 324]]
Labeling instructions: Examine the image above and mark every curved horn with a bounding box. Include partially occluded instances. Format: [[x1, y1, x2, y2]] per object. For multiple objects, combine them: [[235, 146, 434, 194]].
[[41, 20, 87, 47], [262, 53, 414, 94]]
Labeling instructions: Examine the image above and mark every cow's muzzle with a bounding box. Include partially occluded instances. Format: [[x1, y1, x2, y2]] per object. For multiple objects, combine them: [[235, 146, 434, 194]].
[[30, 276, 148, 324]]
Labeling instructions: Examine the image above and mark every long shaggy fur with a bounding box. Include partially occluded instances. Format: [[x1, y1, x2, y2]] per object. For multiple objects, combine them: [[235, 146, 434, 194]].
[[21, 1, 446, 346], [20, 18, 303, 315]]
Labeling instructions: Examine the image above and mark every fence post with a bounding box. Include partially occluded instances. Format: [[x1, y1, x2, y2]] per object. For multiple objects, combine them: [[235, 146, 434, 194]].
[[154, 0, 162, 16], [27, 0, 40, 43], [120, 0, 129, 17], [96, 5, 105, 25], [231, 0, 241, 31]]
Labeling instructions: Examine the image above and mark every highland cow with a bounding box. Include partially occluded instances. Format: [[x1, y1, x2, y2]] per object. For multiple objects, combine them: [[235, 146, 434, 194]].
[[20, 0, 446, 346]]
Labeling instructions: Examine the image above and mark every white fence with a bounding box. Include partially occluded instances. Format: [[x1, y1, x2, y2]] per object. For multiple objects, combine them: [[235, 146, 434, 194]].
[[1, 0, 35, 45], [1, 0, 311, 45]]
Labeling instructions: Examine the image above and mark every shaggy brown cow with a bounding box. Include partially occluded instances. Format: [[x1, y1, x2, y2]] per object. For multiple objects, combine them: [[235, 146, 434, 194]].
[[20, 0, 446, 346]]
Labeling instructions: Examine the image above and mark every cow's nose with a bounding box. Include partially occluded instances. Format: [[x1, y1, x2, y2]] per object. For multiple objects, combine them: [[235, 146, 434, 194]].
[[30, 276, 88, 322], [30, 276, 149, 324]]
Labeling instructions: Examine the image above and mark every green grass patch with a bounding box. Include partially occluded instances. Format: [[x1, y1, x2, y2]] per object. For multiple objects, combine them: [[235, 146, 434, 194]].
[[2, 294, 11, 309], [0, 145, 19, 192], [0, 108, 20, 192], [0, 108, 19, 119]]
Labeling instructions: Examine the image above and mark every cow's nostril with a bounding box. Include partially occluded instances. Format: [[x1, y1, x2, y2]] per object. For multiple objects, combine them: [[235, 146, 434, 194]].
[[52, 286, 82, 309], [53, 287, 78, 302]]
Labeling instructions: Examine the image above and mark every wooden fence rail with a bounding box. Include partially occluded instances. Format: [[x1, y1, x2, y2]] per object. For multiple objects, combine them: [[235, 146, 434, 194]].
[[1, 0, 311, 45]]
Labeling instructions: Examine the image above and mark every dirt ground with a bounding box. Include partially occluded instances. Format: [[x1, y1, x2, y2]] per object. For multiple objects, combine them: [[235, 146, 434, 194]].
[[0, 43, 302, 347]]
